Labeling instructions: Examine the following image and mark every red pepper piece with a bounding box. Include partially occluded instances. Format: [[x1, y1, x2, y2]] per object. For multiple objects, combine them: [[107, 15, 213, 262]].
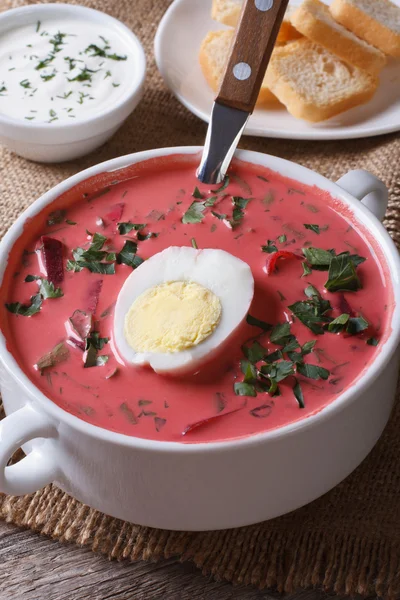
[[265, 250, 302, 275], [105, 203, 125, 224], [86, 279, 103, 314], [41, 236, 63, 284], [182, 407, 244, 436]]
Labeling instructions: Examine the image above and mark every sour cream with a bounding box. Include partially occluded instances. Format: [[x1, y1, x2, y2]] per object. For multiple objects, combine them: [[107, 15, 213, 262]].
[[0, 19, 133, 123]]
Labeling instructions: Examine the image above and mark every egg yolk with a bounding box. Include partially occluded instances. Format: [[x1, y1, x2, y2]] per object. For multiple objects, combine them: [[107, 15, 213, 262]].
[[124, 281, 222, 353]]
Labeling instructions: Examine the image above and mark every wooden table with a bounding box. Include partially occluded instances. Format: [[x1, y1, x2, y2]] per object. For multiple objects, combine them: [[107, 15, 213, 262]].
[[0, 520, 346, 600]]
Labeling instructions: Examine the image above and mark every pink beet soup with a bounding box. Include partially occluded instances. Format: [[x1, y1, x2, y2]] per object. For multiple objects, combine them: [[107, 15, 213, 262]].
[[0, 155, 394, 443]]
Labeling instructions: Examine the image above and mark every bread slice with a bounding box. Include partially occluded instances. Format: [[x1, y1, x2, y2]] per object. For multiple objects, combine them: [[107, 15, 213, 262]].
[[199, 30, 278, 105], [211, 0, 302, 42], [330, 0, 400, 57], [211, 0, 242, 27], [264, 38, 379, 122], [290, 0, 386, 74]]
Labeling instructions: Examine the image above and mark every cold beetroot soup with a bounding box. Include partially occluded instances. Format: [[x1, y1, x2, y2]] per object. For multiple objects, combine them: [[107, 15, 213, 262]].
[[0, 155, 393, 443]]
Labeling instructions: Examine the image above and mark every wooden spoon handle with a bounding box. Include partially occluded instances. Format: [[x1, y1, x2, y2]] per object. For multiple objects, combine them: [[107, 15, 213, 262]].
[[217, 0, 290, 113]]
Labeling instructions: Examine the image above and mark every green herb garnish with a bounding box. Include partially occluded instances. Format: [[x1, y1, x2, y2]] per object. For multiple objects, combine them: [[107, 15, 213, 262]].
[[304, 224, 321, 234], [246, 314, 272, 331], [211, 176, 230, 194], [5, 293, 42, 317], [116, 240, 144, 269], [35, 342, 69, 372], [182, 201, 206, 224], [261, 240, 278, 254], [324, 254, 362, 293], [117, 222, 146, 234]]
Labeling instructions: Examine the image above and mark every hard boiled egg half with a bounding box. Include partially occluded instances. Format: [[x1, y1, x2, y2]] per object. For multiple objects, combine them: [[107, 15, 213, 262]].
[[114, 246, 254, 376]]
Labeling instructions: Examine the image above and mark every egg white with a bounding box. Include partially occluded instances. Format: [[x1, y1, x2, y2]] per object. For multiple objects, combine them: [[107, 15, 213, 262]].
[[113, 246, 254, 375]]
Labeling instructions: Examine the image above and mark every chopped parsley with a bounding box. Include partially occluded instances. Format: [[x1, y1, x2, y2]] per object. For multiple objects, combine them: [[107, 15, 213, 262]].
[[235, 321, 328, 407]]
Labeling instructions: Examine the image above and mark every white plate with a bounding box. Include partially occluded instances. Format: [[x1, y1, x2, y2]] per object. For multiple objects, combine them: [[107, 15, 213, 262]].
[[154, 0, 400, 140]]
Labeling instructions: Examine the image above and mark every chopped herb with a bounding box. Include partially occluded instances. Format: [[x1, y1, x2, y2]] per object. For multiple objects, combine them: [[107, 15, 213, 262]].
[[47, 209, 66, 226], [242, 341, 266, 363], [304, 224, 321, 234], [35, 55, 55, 70], [41, 71, 56, 82], [278, 234, 287, 243], [249, 404, 272, 418], [117, 222, 146, 234], [325, 255, 362, 293], [36, 20, 41, 32], [262, 191, 275, 206], [95, 355, 109, 366], [346, 315, 369, 335], [288, 286, 332, 335], [367, 337, 379, 346], [302, 247, 334, 270], [293, 378, 305, 408], [5, 293, 42, 317], [20, 79, 31, 88], [211, 211, 226, 220], [137, 231, 158, 242], [227, 196, 251, 229], [182, 201, 206, 224], [288, 187, 306, 196], [306, 203, 319, 212], [277, 290, 286, 301], [325, 313, 350, 333], [270, 322, 292, 345], [246, 314, 272, 331], [215, 392, 226, 412], [68, 67, 98, 83], [192, 186, 204, 199], [84, 43, 127, 61], [257, 175, 269, 182], [66, 220, 77, 225], [297, 363, 330, 380], [119, 402, 137, 424], [191, 238, 198, 249], [116, 240, 144, 269], [154, 417, 167, 432], [301, 262, 312, 277], [301, 340, 316, 355], [261, 240, 277, 253], [138, 399, 152, 406], [35, 342, 69, 372], [39, 279, 63, 299], [234, 382, 257, 397], [210, 176, 229, 193]]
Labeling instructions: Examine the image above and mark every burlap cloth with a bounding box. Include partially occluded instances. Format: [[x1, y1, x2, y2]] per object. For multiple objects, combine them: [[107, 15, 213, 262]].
[[0, 0, 400, 597]]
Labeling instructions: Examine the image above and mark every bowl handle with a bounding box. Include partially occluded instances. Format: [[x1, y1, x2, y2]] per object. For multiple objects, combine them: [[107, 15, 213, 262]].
[[0, 404, 60, 495], [335, 170, 388, 222]]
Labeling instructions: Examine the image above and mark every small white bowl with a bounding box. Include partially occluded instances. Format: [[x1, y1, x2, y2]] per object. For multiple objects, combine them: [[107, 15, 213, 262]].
[[0, 4, 146, 163]]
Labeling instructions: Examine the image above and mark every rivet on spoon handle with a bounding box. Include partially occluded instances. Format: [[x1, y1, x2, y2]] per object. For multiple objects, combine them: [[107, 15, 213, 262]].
[[198, 0, 290, 184]]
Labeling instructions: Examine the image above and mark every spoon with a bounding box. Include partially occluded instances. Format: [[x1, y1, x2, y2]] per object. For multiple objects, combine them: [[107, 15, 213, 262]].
[[197, 0, 290, 184]]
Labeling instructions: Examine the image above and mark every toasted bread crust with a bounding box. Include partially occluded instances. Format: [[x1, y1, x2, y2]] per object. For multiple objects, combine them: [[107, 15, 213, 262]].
[[199, 30, 278, 106], [291, 0, 386, 74], [211, 0, 302, 43], [331, 0, 400, 57], [265, 39, 378, 122]]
